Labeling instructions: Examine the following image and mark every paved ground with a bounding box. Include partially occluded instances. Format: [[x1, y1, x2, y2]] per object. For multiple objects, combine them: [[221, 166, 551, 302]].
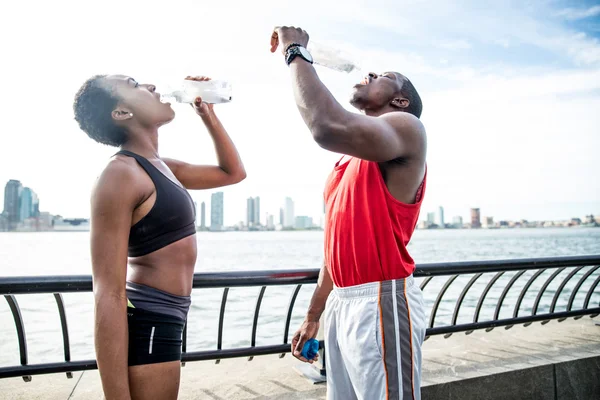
[[0, 318, 598, 399]]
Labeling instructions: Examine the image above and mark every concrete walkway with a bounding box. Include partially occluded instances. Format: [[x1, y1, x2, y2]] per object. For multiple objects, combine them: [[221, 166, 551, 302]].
[[1, 318, 598, 399]]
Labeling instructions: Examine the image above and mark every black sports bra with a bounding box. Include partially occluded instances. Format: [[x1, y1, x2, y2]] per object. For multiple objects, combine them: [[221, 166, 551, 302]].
[[117, 150, 196, 257]]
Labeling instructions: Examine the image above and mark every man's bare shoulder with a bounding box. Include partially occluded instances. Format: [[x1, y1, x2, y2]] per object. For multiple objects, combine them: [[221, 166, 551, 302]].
[[380, 112, 427, 158], [381, 112, 426, 138]]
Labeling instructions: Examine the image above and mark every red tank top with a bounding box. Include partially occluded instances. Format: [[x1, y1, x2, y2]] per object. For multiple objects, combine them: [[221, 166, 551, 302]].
[[323, 157, 426, 287]]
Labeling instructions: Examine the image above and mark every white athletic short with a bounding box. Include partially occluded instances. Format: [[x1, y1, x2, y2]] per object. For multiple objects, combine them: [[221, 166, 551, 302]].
[[324, 276, 426, 400]]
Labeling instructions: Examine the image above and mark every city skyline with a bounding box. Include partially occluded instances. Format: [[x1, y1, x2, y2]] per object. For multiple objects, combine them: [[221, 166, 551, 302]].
[[0, 1, 598, 227], [3, 177, 599, 233], [2, 178, 599, 232], [2, 180, 41, 231]]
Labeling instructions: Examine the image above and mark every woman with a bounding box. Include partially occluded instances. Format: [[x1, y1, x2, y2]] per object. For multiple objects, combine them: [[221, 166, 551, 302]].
[[73, 75, 246, 400]]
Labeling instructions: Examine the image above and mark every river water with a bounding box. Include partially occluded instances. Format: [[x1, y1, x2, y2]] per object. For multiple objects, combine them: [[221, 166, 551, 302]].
[[1, 228, 599, 367]]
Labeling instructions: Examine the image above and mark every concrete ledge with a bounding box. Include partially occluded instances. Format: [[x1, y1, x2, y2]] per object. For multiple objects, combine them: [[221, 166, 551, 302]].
[[556, 356, 600, 400], [423, 357, 600, 400]]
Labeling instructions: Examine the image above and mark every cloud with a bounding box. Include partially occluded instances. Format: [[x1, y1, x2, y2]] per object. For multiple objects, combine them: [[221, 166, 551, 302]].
[[494, 39, 511, 48], [555, 5, 600, 21], [435, 39, 471, 51], [1, 0, 599, 222]]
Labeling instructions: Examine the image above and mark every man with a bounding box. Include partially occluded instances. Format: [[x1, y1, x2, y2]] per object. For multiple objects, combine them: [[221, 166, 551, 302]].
[[271, 27, 427, 400]]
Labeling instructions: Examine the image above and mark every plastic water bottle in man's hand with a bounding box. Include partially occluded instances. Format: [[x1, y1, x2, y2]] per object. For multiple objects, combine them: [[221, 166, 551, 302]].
[[301, 338, 320, 360]]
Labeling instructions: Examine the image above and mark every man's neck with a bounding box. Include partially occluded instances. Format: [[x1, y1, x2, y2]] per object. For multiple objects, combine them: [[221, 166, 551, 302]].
[[363, 107, 396, 117]]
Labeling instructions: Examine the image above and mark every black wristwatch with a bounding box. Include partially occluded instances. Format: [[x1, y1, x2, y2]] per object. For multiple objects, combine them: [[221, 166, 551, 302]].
[[285, 43, 313, 66]]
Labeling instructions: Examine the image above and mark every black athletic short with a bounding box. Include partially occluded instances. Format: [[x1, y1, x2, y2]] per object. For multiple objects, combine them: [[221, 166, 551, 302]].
[[127, 307, 185, 366]]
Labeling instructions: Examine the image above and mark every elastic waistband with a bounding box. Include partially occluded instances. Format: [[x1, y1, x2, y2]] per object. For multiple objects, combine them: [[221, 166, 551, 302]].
[[332, 276, 415, 299], [126, 281, 191, 321]]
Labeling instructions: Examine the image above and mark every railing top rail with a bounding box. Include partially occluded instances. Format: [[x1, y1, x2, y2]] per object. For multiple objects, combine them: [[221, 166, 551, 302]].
[[415, 254, 600, 276], [1, 254, 599, 295]]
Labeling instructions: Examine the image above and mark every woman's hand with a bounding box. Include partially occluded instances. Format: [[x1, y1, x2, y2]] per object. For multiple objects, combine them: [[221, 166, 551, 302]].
[[186, 76, 214, 117]]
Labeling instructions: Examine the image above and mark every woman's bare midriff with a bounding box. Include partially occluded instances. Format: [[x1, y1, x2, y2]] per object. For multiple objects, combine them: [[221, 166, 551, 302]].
[[126, 235, 198, 296]]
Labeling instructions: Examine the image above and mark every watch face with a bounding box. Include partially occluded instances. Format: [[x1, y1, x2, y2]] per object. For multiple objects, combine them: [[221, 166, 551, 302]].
[[299, 47, 313, 63]]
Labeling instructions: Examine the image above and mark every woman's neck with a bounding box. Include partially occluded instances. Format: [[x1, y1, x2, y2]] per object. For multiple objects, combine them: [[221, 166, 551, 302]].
[[120, 128, 160, 159]]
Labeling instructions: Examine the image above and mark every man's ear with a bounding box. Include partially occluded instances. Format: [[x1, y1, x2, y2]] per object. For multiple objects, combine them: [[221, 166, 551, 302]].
[[391, 97, 409, 110]]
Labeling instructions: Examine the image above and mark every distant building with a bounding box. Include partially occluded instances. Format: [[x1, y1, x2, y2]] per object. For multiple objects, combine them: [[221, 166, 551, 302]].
[[254, 197, 260, 225], [200, 202, 206, 229], [19, 188, 35, 222], [52, 216, 90, 231], [284, 197, 295, 228], [295, 216, 313, 229], [0, 213, 7, 231], [470, 208, 481, 228], [279, 208, 284, 226], [246, 197, 261, 227], [38, 212, 53, 231], [266, 214, 275, 230], [570, 218, 582, 226], [33, 192, 39, 217], [417, 220, 428, 229], [483, 216, 494, 228], [3, 180, 22, 230], [438, 206, 445, 227], [427, 212, 435, 224], [452, 216, 463, 228], [210, 192, 224, 231]]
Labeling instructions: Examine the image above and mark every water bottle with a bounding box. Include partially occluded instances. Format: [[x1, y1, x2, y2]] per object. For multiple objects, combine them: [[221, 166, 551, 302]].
[[308, 42, 361, 74], [160, 80, 232, 104]]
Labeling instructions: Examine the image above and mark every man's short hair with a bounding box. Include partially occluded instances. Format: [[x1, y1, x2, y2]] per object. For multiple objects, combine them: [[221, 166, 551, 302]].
[[398, 76, 422, 118]]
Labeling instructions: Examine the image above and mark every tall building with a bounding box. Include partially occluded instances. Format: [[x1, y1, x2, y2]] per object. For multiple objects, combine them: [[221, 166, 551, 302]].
[[32, 191, 39, 217], [279, 208, 284, 226], [284, 197, 295, 228], [3, 180, 22, 230], [210, 192, 224, 231], [246, 196, 261, 226], [254, 197, 260, 225], [19, 187, 36, 221], [246, 198, 254, 226], [470, 208, 481, 228], [438, 206, 445, 227], [200, 202, 206, 229]]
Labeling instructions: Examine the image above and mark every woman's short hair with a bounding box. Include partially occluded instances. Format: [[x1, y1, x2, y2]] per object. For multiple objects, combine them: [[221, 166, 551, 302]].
[[73, 75, 127, 147]]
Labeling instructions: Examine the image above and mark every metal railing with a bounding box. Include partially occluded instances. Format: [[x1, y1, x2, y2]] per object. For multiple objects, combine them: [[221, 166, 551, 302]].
[[1, 255, 599, 381]]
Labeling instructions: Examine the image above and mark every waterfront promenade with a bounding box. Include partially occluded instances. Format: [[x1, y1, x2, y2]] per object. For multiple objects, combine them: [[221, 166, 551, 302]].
[[1, 318, 598, 399]]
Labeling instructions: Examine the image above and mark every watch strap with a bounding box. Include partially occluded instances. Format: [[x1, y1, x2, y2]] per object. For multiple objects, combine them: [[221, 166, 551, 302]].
[[285, 45, 313, 66]]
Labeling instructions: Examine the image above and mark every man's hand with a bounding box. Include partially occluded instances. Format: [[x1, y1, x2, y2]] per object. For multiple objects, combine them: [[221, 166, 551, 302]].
[[186, 76, 214, 117], [291, 320, 320, 363], [270, 26, 309, 55]]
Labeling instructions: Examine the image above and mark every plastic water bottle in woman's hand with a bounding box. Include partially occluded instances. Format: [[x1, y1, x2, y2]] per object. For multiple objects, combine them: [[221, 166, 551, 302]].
[[301, 338, 320, 360], [161, 79, 232, 104]]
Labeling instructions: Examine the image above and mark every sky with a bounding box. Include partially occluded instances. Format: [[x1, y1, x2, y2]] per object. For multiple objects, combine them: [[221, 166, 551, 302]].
[[1, 0, 599, 226]]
